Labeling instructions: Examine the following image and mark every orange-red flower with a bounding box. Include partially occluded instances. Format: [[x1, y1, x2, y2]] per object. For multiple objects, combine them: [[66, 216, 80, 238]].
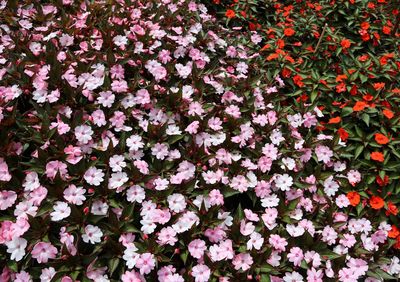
[[374, 133, 389, 145], [284, 28, 295, 36], [328, 116, 341, 124], [383, 109, 394, 119], [340, 39, 351, 49], [373, 82, 385, 90], [386, 202, 398, 216], [293, 74, 304, 87], [338, 128, 349, 141], [388, 225, 400, 238], [353, 101, 368, 111], [225, 9, 235, 19], [370, 152, 384, 162], [369, 195, 385, 209], [347, 191, 360, 206]]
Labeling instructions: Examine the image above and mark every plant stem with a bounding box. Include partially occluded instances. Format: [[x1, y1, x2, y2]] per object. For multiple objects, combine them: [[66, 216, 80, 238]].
[[314, 23, 328, 54]]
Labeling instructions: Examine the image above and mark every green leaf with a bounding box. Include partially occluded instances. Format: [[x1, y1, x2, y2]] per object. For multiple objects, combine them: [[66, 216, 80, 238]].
[[354, 145, 364, 160], [260, 274, 271, 282], [361, 113, 370, 126], [108, 258, 120, 276]]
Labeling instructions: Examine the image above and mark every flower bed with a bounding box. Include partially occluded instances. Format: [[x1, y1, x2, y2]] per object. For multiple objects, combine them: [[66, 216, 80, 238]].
[[0, 0, 399, 281]]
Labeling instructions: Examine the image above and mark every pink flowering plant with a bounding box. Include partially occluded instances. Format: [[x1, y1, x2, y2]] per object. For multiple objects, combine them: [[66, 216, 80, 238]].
[[0, 0, 399, 281]]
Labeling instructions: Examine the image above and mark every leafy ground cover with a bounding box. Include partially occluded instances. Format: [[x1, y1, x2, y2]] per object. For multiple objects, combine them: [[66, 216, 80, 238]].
[[0, 0, 399, 281]]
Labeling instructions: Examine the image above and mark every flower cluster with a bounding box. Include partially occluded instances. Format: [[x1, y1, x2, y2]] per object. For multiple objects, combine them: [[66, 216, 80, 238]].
[[0, 0, 399, 281]]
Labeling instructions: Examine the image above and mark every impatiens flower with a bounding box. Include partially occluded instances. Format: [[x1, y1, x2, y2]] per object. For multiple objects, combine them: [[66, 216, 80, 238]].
[[347, 191, 360, 206], [191, 264, 211, 282], [50, 201, 71, 221], [40, 267, 56, 282], [375, 133, 389, 145], [108, 172, 128, 190], [247, 232, 264, 250], [232, 253, 253, 271], [5, 237, 27, 261], [274, 174, 293, 191], [126, 185, 146, 203], [167, 193, 187, 213], [31, 242, 57, 263], [74, 124, 94, 144], [63, 185, 86, 205], [370, 151, 384, 162], [269, 234, 288, 252], [136, 253, 156, 275], [84, 167, 105, 186], [0, 190, 17, 210], [188, 239, 206, 259], [287, 247, 304, 267], [370, 196, 384, 210], [82, 225, 103, 244]]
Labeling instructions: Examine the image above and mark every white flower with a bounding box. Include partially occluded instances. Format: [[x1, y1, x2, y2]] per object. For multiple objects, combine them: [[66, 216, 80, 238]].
[[108, 172, 128, 190], [84, 167, 104, 186], [126, 135, 144, 151], [261, 194, 280, 208], [50, 201, 71, 221], [5, 237, 27, 261], [23, 171, 40, 191], [113, 35, 128, 47], [323, 176, 339, 197], [126, 185, 145, 203], [167, 193, 187, 213], [82, 225, 103, 244], [109, 155, 126, 172], [63, 185, 86, 205], [247, 232, 264, 250], [91, 200, 109, 215], [123, 244, 139, 269], [74, 125, 94, 144], [40, 267, 56, 282], [274, 174, 293, 191], [286, 224, 305, 237], [283, 271, 303, 282]]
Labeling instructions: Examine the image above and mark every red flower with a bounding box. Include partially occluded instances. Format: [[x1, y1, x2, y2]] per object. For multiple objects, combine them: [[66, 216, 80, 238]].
[[369, 196, 385, 210], [338, 128, 349, 141], [370, 152, 384, 162], [284, 28, 295, 36], [376, 175, 389, 186], [347, 191, 360, 206], [386, 202, 398, 216], [225, 9, 235, 19], [383, 109, 394, 119], [328, 116, 341, 124], [340, 39, 351, 49], [353, 101, 368, 111], [293, 74, 304, 87], [374, 133, 389, 145], [388, 225, 400, 238]]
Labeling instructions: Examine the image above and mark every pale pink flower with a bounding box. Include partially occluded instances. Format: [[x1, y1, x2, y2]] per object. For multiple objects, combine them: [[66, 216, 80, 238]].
[[31, 242, 57, 263], [232, 253, 253, 271]]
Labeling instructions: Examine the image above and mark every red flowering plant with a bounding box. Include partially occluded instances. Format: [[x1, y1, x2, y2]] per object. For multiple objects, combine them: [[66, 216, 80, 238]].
[[0, 0, 399, 281]]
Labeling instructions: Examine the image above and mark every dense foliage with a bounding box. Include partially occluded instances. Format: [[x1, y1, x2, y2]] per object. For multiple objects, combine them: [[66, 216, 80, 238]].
[[0, 0, 399, 281]]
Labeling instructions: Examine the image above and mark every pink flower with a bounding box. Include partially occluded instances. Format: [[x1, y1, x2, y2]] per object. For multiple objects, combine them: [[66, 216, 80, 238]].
[[188, 239, 206, 259], [268, 234, 288, 252], [287, 247, 304, 266], [45, 160, 68, 180], [0, 191, 17, 210], [191, 264, 211, 282], [135, 253, 156, 275], [31, 242, 57, 263], [121, 270, 144, 282], [232, 253, 253, 271], [0, 158, 12, 182]]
